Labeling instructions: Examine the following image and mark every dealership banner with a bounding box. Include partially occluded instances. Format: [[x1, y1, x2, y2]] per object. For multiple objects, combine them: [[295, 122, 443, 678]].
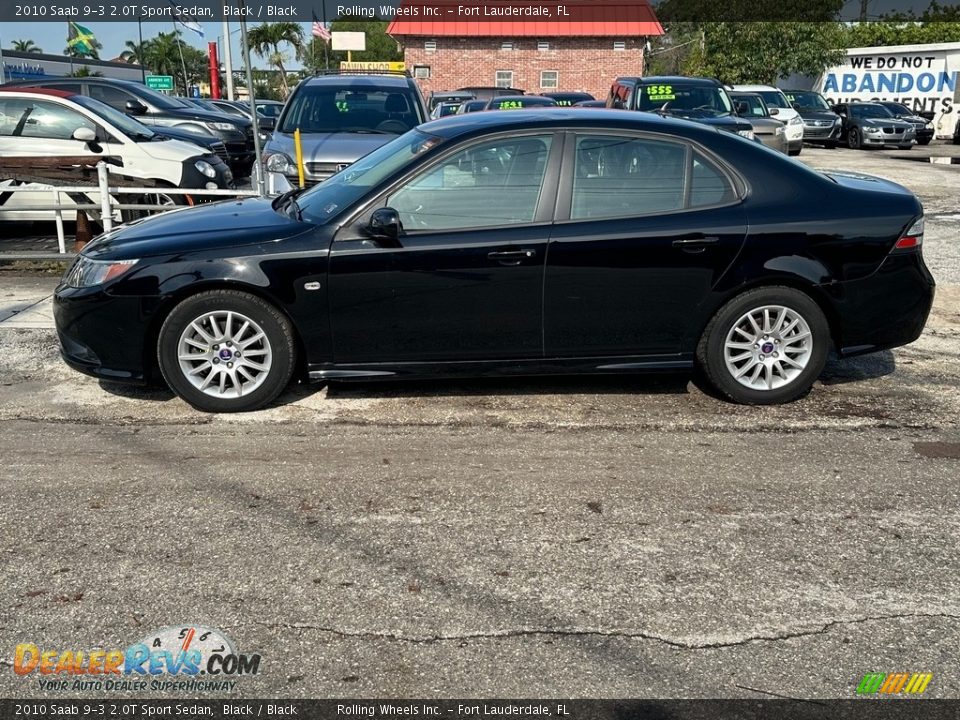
[[818, 42, 960, 139]]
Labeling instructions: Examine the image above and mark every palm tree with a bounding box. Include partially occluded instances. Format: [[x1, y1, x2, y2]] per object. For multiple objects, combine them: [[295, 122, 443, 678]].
[[120, 40, 147, 65], [246, 22, 303, 97], [12, 39, 42, 53]]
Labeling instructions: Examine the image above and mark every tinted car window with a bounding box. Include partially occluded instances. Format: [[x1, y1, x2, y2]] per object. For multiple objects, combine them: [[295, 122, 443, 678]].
[[691, 152, 735, 207], [755, 90, 790, 110], [570, 135, 735, 219], [851, 104, 893, 119], [0, 97, 96, 140], [280, 85, 423, 134], [387, 135, 552, 230], [72, 94, 155, 140], [732, 94, 767, 117], [785, 91, 830, 112], [635, 84, 732, 116], [88, 84, 136, 112]]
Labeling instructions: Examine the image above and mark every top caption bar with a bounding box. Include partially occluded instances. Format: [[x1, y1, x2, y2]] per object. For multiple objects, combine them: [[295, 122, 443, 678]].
[[1, 0, 949, 23]]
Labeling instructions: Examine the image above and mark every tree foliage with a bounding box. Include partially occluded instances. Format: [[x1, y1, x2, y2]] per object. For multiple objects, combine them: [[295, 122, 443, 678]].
[[246, 22, 304, 97], [12, 39, 42, 53], [301, 18, 401, 74]]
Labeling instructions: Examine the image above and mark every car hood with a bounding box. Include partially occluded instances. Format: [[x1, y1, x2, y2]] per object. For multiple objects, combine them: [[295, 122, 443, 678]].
[[83, 197, 311, 260], [164, 106, 251, 129], [745, 117, 783, 133], [895, 114, 929, 124], [657, 111, 752, 132], [267, 131, 398, 164], [136, 138, 207, 162], [150, 127, 219, 150], [860, 118, 915, 128], [796, 110, 837, 123]]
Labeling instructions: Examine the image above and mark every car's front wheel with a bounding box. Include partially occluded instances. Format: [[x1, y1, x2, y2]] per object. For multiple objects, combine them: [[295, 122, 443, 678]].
[[696, 287, 829, 405], [848, 128, 862, 149], [157, 290, 296, 412]]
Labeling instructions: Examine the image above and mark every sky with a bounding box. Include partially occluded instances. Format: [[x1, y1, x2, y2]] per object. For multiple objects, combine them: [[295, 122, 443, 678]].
[[1, 21, 314, 70]]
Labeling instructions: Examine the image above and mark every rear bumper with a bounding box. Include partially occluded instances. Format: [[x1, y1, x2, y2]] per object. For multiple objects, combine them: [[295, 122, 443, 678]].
[[822, 252, 935, 358]]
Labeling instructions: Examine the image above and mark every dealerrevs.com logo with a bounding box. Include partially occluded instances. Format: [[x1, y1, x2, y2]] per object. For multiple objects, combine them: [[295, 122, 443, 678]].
[[13, 626, 262, 692]]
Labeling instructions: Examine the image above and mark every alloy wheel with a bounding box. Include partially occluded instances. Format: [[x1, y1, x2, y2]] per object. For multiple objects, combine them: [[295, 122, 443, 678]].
[[723, 305, 813, 391]]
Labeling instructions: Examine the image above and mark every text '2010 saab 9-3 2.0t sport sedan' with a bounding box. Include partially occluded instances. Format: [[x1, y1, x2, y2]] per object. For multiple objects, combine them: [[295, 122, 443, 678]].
[[54, 109, 935, 413]]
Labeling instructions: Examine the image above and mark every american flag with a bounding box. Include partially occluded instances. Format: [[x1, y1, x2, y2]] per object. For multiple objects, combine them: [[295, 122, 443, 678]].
[[312, 12, 331, 41]]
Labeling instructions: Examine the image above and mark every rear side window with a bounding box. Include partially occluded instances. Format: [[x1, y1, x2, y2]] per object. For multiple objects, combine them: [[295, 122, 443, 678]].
[[280, 85, 424, 134], [88, 84, 136, 112], [569, 134, 736, 220], [0, 97, 96, 140]]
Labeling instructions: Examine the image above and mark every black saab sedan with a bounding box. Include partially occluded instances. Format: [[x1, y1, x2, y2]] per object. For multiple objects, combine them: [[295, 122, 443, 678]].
[[54, 110, 935, 413]]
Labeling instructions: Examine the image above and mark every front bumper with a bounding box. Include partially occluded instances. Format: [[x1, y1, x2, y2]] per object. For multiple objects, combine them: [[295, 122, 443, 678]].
[[862, 127, 916, 146], [823, 251, 935, 357], [54, 285, 154, 383], [803, 121, 841, 142]]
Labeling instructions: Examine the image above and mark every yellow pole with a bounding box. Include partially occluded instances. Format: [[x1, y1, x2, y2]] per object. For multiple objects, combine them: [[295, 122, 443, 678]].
[[294, 128, 305, 189]]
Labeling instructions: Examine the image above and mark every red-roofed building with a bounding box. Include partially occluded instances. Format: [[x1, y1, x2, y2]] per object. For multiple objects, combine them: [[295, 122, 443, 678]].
[[387, 2, 662, 102]]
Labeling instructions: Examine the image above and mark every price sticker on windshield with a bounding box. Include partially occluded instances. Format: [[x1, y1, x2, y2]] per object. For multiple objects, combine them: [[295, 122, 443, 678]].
[[646, 84, 675, 101], [498, 100, 524, 110]]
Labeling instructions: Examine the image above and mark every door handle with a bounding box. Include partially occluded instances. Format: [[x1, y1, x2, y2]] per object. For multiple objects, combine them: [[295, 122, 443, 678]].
[[672, 236, 720, 253], [487, 249, 536, 265]]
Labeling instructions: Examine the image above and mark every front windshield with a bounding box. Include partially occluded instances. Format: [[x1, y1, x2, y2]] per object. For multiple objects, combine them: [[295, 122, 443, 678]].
[[72, 94, 156, 140], [882, 102, 912, 115], [785, 91, 831, 111], [279, 84, 424, 134], [297, 129, 444, 223], [851, 104, 894, 119], [731, 94, 767, 117], [755, 90, 790, 110], [636, 84, 732, 116]]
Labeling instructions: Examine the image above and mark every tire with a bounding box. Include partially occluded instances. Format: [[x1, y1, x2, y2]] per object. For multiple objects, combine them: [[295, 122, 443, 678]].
[[899, 144, 913, 150], [157, 289, 296, 412], [848, 129, 861, 150], [918, 138, 931, 146], [824, 141, 837, 149], [788, 144, 802, 156], [696, 287, 830, 405]]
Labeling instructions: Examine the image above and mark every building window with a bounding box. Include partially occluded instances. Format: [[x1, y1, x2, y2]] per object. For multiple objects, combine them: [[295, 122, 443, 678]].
[[540, 70, 559, 89], [424, 39, 437, 53], [495, 70, 514, 88], [413, 65, 431, 79], [537, 40, 550, 51], [613, 40, 626, 51], [501, 41, 514, 51]]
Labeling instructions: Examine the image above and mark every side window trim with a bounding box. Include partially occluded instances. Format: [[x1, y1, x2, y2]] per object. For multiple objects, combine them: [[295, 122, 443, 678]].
[[553, 129, 745, 223]]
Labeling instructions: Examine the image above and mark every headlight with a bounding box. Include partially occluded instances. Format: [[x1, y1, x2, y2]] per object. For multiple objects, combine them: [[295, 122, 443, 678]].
[[737, 129, 755, 140], [265, 152, 293, 173], [788, 115, 803, 126], [834, 117, 843, 125], [64, 257, 138, 288], [205, 121, 238, 132], [194, 160, 217, 179], [775, 126, 786, 136]]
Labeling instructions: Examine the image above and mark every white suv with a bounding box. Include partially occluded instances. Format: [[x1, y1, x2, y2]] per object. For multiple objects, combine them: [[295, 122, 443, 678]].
[[729, 85, 804, 155], [0, 88, 232, 222]]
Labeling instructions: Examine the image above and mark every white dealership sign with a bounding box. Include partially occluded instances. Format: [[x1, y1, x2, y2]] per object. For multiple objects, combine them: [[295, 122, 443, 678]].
[[818, 41, 960, 138]]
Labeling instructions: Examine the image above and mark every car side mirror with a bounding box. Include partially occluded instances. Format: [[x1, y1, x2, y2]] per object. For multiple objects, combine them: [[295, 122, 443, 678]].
[[769, 107, 779, 116], [791, 103, 801, 111], [368, 207, 402, 243], [72, 126, 96, 142], [125, 100, 148, 115], [258, 117, 275, 132]]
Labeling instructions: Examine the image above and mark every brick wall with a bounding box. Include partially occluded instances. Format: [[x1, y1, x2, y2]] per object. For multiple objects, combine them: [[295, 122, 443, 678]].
[[399, 36, 646, 102]]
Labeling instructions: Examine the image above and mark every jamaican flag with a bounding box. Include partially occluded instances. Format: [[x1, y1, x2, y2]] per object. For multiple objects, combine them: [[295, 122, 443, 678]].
[[67, 21, 96, 57]]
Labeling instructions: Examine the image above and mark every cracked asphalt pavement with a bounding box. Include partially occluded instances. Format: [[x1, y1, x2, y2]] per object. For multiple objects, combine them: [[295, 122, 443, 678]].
[[1, 145, 959, 699]]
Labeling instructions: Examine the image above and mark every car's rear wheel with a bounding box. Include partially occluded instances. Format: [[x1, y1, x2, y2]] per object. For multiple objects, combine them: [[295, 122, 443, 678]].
[[157, 290, 296, 412], [696, 287, 829, 405], [848, 128, 862, 149]]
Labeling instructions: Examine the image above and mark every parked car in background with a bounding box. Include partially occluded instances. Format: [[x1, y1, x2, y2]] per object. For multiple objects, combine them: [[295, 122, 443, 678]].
[[877, 101, 935, 145], [262, 72, 426, 191], [607, 76, 756, 139], [428, 91, 476, 111], [251, 99, 284, 123], [782, 89, 842, 149], [430, 102, 462, 119], [456, 100, 489, 114], [540, 91, 595, 107], [0, 87, 232, 222], [834, 102, 917, 150], [54, 109, 934, 412], [729, 91, 787, 153], [728, 85, 804, 155], [457, 86, 525, 101], [149, 125, 231, 167], [1, 77, 256, 177], [574, 100, 607, 108], [198, 97, 276, 136], [485, 95, 558, 110]]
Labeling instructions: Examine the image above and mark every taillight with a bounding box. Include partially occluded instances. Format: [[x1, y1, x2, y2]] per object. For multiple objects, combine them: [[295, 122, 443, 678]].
[[894, 216, 924, 251]]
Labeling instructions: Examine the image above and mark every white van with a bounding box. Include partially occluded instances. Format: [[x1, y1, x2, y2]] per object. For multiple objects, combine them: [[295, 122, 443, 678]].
[[0, 88, 233, 222], [729, 85, 805, 155]]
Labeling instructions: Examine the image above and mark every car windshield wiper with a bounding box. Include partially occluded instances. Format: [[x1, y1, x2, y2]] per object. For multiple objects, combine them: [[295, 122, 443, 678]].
[[341, 128, 392, 134], [273, 188, 306, 219]]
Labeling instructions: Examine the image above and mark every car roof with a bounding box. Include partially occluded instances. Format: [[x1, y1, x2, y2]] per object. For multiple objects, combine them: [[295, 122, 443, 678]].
[[422, 107, 723, 139], [731, 84, 782, 91], [0, 87, 75, 98], [616, 76, 722, 87], [299, 74, 412, 88]]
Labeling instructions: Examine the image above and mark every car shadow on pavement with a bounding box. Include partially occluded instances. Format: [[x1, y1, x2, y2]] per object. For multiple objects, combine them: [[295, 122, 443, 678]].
[[324, 372, 694, 399], [819, 350, 896, 385], [98, 380, 175, 402]]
